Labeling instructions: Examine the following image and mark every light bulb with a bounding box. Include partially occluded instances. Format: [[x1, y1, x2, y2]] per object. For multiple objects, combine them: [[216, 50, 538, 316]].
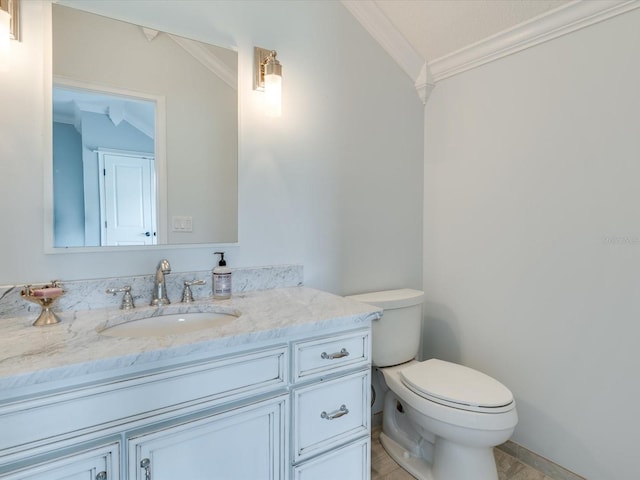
[[264, 72, 282, 118]]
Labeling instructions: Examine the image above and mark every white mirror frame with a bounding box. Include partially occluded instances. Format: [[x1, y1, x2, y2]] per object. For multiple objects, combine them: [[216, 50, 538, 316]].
[[42, 1, 241, 254]]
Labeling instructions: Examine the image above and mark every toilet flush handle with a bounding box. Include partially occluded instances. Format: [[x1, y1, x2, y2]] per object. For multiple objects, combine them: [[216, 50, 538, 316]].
[[321, 348, 349, 360]]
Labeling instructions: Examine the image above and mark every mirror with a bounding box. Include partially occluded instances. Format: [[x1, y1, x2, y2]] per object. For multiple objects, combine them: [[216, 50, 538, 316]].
[[49, 4, 238, 249], [53, 85, 159, 246]]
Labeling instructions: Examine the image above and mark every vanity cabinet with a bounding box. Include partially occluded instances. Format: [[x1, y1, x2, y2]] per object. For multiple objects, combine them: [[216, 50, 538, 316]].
[[0, 326, 371, 480], [0, 345, 287, 480]]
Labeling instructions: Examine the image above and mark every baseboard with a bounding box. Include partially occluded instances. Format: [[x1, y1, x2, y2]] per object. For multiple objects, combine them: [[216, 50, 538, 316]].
[[497, 441, 586, 480], [373, 414, 585, 480]]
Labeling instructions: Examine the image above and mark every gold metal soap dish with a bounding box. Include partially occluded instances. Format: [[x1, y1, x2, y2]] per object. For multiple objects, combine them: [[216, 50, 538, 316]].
[[21, 281, 65, 326]]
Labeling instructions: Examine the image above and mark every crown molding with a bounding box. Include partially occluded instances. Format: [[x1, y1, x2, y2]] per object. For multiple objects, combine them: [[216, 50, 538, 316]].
[[428, 0, 640, 82], [341, 0, 422, 80], [141, 27, 160, 42], [168, 34, 237, 91], [414, 64, 436, 104], [342, 0, 640, 100], [138, 28, 237, 90], [341, 0, 432, 104]]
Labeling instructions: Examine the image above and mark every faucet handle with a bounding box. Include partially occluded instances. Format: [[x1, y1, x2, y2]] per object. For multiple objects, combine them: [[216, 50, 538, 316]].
[[106, 285, 135, 310], [181, 280, 206, 303]]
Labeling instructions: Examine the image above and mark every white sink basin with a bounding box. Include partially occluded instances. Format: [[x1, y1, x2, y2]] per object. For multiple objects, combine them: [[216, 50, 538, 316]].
[[100, 311, 238, 338]]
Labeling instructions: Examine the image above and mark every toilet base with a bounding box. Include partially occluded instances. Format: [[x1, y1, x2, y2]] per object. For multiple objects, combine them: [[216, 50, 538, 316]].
[[380, 431, 434, 480], [381, 430, 500, 480], [381, 389, 502, 480]]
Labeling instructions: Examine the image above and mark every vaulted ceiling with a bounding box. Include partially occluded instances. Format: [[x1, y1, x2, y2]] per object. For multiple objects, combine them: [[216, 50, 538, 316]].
[[342, 0, 639, 102], [373, 0, 570, 61]]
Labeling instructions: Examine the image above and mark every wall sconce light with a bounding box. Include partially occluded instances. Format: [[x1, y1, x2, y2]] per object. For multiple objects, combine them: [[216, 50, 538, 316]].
[[0, 0, 19, 71], [253, 46, 282, 117]]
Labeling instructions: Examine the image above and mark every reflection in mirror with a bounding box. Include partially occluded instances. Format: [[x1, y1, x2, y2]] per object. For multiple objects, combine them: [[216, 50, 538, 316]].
[[53, 85, 158, 247], [50, 4, 238, 249]]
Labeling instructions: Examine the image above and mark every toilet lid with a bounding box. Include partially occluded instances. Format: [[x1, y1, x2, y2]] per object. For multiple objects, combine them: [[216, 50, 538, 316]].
[[400, 359, 514, 411]]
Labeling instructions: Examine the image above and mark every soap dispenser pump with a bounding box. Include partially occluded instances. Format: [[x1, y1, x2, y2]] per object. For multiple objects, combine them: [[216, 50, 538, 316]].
[[212, 251, 232, 299]]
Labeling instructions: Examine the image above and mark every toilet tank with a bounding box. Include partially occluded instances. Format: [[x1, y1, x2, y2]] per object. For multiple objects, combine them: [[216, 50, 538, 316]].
[[346, 289, 424, 367]]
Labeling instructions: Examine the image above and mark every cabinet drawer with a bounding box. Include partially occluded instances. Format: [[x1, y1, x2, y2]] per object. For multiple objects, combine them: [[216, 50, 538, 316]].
[[0, 346, 287, 461], [292, 370, 370, 462], [293, 330, 370, 382], [292, 437, 370, 480]]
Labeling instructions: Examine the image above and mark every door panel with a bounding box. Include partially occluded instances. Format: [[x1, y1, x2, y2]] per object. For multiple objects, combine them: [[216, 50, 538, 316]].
[[100, 152, 156, 246], [129, 396, 287, 480]]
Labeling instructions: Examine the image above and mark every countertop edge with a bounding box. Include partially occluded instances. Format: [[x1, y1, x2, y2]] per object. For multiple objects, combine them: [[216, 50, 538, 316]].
[[0, 287, 381, 398]]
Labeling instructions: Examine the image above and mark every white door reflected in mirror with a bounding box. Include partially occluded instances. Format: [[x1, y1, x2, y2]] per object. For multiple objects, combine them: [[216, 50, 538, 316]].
[[100, 151, 157, 246]]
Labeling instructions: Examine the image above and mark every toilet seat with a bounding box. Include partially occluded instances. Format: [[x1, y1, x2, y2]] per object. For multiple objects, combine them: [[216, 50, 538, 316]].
[[399, 359, 514, 413]]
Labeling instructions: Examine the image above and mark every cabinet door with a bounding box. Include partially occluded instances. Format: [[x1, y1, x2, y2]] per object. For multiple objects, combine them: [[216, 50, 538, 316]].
[[292, 437, 369, 480], [0, 442, 120, 480], [128, 396, 287, 480]]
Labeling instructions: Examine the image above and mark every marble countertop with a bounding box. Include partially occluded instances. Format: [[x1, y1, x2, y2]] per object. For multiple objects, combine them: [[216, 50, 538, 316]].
[[0, 287, 381, 396]]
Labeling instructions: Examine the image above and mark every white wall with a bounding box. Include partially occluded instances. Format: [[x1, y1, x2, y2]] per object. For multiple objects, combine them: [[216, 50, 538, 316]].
[[424, 9, 640, 480], [0, 1, 423, 294]]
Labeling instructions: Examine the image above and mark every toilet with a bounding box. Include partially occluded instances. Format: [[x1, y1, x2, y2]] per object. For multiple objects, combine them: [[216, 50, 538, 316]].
[[347, 289, 518, 480]]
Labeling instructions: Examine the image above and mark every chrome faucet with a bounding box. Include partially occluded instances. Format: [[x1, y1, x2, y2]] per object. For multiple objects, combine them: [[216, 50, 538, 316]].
[[151, 259, 171, 306]]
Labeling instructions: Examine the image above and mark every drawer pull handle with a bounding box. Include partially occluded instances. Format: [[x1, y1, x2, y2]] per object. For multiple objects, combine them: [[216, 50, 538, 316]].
[[96, 472, 107, 480], [141, 458, 151, 480], [321, 404, 349, 420], [321, 348, 349, 360]]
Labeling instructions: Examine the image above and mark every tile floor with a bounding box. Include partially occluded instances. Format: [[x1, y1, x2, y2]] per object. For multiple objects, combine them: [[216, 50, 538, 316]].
[[371, 427, 554, 480]]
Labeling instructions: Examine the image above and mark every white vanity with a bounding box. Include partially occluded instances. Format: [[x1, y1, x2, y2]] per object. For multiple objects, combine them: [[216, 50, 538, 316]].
[[0, 287, 380, 480]]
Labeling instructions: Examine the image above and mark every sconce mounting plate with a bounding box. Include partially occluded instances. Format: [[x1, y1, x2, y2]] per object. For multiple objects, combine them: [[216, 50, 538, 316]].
[[0, 0, 19, 40], [254, 46, 275, 91]]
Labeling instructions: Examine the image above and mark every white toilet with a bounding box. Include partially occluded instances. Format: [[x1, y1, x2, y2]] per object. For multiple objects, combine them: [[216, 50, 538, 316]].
[[347, 289, 518, 480]]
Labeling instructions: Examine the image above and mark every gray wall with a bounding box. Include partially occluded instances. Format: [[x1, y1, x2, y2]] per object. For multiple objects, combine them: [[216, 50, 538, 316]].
[[52, 121, 84, 247], [423, 8, 640, 480]]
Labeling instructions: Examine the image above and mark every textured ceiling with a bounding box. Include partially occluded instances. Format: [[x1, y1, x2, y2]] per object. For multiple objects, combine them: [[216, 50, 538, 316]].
[[374, 0, 571, 61]]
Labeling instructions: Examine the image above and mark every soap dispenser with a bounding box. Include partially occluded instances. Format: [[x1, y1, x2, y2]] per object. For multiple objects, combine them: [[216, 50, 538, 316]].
[[212, 252, 232, 299]]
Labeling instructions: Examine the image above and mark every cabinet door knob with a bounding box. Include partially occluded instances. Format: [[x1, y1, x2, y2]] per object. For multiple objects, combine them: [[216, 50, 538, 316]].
[[321, 404, 349, 420], [321, 348, 349, 360], [96, 472, 107, 480], [140, 458, 151, 480]]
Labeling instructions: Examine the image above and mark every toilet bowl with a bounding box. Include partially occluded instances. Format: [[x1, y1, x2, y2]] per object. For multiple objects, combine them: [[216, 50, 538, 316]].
[[346, 289, 518, 480], [380, 360, 517, 480]]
